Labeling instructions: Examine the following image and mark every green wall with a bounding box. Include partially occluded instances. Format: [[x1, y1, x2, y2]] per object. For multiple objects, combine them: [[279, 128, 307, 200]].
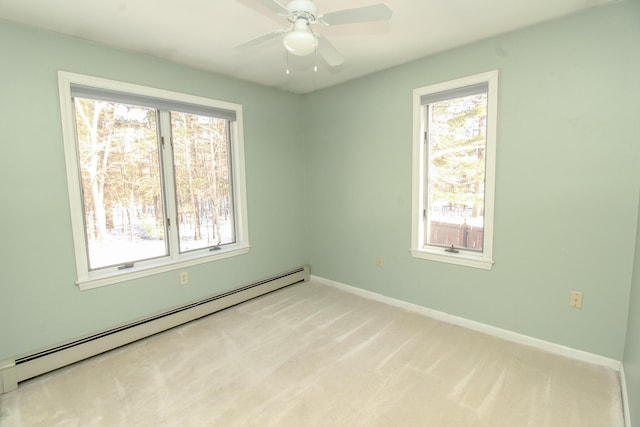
[[304, 0, 640, 360], [0, 19, 307, 361], [1, 0, 639, 396], [624, 190, 640, 425]]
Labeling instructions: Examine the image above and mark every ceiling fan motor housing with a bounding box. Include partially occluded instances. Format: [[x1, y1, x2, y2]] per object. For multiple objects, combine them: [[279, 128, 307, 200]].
[[237, 0, 393, 66], [286, 0, 317, 22]]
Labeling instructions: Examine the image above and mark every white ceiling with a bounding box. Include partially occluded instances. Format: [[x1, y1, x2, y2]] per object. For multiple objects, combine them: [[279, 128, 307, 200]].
[[0, 0, 617, 93]]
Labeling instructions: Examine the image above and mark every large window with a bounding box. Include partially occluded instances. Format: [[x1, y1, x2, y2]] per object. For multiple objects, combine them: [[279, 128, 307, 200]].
[[59, 72, 249, 289], [411, 71, 498, 269]]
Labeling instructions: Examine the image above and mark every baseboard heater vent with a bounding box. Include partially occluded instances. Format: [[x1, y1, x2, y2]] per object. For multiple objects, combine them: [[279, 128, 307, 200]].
[[0, 265, 310, 394]]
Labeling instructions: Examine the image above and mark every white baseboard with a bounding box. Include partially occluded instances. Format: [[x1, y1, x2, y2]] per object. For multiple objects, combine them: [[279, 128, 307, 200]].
[[311, 275, 622, 371], [620, 365, 632, 427]]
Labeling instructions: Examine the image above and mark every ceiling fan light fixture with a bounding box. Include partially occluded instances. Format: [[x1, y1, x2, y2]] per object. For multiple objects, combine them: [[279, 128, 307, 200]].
[[283, 18, 317, 56], [283, 31, 317, 56], [238, 0, 393, 67]]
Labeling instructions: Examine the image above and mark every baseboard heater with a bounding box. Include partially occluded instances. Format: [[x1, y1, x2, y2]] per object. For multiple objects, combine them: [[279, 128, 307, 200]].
[[0, 265, 310, 394]]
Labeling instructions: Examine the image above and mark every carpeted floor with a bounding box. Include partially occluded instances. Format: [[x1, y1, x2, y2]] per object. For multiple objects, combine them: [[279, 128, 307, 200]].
[[0, 280, 624, 426]]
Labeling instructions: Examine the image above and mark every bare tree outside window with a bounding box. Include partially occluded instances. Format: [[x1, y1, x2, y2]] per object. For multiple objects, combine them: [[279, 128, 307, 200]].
[[60, 72, 250, 288], [171, 112, 234, 252], [74, 98, 167, 270], [73, 100, 237, 270]]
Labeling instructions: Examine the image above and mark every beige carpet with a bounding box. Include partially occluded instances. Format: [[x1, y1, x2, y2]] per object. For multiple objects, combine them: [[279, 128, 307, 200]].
[[0, 280, 624, 426]]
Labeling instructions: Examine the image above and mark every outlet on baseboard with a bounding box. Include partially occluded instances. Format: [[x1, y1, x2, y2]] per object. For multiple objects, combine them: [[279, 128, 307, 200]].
[[569, 290, 583, 309]]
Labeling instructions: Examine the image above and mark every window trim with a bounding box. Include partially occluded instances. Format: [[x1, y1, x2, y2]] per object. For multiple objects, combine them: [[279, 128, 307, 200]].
[[58, 71, 250, 290], [411, 70, 498, 270]]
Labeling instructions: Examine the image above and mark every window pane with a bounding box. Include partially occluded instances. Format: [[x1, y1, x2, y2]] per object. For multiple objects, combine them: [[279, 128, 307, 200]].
[[73, 98, 168, 270], [426, 93, 487, 251], [171, 112, 234, 253]]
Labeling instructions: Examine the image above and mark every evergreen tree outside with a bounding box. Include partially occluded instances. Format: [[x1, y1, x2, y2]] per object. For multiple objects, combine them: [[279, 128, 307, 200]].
[[426, 93, 487, 250]]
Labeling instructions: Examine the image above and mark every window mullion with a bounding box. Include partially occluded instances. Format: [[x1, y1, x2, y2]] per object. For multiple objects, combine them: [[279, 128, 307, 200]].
[[422, 105, 430, 248], [158, 110, 180, 259]]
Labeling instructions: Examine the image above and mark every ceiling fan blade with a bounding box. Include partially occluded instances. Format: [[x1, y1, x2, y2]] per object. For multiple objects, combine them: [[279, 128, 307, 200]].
[[319, 3, 392, 26], [245, 0, 290, 15], [317, 36, 344, 67], [235, 30, 285, 50]]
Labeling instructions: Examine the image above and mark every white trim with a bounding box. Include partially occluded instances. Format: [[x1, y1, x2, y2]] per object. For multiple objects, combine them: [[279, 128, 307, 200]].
[[410, 248, 494, 270], [58, 72, 90, 278], [59, 71, 243, 114], [620, 364, 632, 427], [77, 245, 250, 290], [311, 275, 622, 371], [57, 71, 250, 289], [411, 70, 498, 270]]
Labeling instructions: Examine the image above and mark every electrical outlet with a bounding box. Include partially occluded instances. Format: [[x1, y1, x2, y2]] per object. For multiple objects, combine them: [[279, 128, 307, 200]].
[[180, 272, 189, 285], [376, 256, 384, 267], [569, 290, 583, 309]]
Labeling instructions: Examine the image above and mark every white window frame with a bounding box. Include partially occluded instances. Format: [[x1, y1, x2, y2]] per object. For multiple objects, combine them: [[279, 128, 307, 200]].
[[58, 71, 250, 290], [411, 70, 498, 270]]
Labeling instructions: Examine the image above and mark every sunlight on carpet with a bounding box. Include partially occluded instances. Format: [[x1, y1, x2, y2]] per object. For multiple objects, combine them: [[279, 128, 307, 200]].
[[0, 281, 624, 426]]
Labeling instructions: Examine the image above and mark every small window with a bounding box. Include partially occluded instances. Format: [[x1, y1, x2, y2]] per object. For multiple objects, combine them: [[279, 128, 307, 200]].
[[411, 71, 498, 269], [59, 72, 249, 289]]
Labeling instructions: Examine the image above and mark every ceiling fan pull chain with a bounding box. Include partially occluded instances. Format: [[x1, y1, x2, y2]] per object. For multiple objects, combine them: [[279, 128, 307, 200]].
[[237, 0, 393, 69], [314, 47, 318, 72], [286, 51, 291, 75]]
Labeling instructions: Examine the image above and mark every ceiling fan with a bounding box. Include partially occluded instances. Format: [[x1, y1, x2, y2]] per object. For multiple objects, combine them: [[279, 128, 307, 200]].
[[236, 0, 393, 67]]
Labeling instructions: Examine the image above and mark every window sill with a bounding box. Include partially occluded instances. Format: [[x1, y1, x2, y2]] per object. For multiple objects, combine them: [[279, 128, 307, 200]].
[[410, 248, 494, 270], [77, 245, 251, 291]]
